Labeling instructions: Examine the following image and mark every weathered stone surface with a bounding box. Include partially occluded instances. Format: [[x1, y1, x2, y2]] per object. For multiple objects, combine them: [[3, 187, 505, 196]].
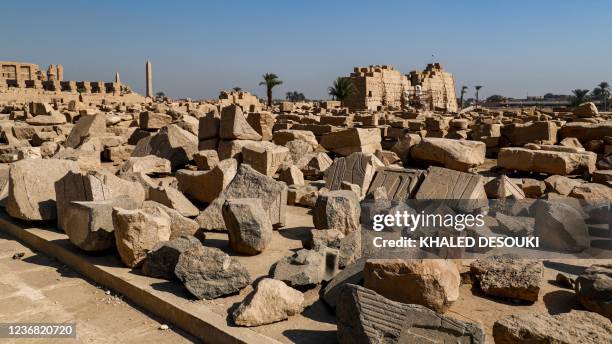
[[501, 121, 557, 146], [26, 111, 67, 125], [112, 207, 172, 268], [279, 165, 304, 186], [411, 138, 486, 171], [64, 196, 137, 251], [246, 112, 274, 141], [573, 102, 599, 118], [142, 201, 200, 239], [196, 164, 287, 230], [494, 213, 534, 236], [193, 150, 219, 170], [320, 128, 381, 156], [533, 200, 589, 252], [148, 185, 199, 217], [324, 152, 383, 198], [285, 139, 314, 164], [242, 142, 289, 176], [232, 278, 304, 327], [272, 248, 339, 287], [544, 175, 582, 195], [141, 235, 201, 280], [321, 259, 365, 308], [139, 111, 172, 130], [391, 133, 421, 163], [312, 190, 360, 235], [55, 170, 146, 230], [470, 256, 542, 302], [498, 147, 596, 175], [309, 228, 361, 268], [174, 244, 250, 299], [222, 198, 273, 255], [119, 155, 171, 175], [363, 259, 460, 313], [296, 152, 333, 178], [132, 124, 198, 169], [219, 104, 261, 140], [493, 310, 612, 344], [273, 129, 318, 149], [570, 182, 612, 200], [559, 122, 612, 143], [575, 264, 612, 320], [337, 284, 485, 344], [7, 158, 80, 221], [197, 112, 220, 140], [415, 167, 487, 211], [367, 167, 425, 201], [176, 158, 237, 203], [65, 113, 106, 148], [485, 175, 525, 199]]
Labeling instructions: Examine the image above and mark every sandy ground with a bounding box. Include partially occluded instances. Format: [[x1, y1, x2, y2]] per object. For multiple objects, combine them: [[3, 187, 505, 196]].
[[0, 231, 195, 344]]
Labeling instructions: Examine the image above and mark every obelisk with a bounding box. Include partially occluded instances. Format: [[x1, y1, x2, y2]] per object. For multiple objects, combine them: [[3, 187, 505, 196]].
[[145, 60, 152, 98], [115, 72, 121, 84]]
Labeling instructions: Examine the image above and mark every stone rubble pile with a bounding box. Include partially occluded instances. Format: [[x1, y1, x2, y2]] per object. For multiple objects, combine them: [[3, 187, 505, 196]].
[[0, 96, 611, 343]]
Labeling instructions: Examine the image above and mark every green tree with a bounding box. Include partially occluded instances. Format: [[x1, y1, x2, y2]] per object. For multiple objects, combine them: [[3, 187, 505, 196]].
[[232, 87, 242, 92], [286, 91, 306, 102], [486, 94, 505, 102], [155, 91, 166, 98], [259, 73, 283, 107], [328, 77, 357, 106], [474, 85, 483, 108], [459, 85, 468, 109], [570, 89, 590, 106], [595, 81, 609, 111]]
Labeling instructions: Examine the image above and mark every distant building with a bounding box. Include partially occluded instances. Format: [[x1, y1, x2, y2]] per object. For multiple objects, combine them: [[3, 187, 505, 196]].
[[341, 63, 458, 112]]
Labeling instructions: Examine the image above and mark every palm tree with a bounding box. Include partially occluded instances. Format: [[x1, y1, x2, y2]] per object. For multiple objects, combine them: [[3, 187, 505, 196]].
[[328, 77, 357, 106], [459, 85, 468, 109], [570, 89, 590, 106], [259, 73, 283, 107], [596, 81, 609, 111], [474, 85, 482, 108]]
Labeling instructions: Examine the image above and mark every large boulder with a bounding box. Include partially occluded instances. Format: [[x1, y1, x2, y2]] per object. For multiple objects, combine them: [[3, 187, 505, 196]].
[[142, 201, 200, 239], [337, 284, 485, 344], [559, 122, 612, 142], [324, 152, 383, 197], [176, 159, 237, 203], [219, 104, 261, 140], [141, 235, 202, 280], [533, 200, 589, 252], [363, 259, 460, 313], [242, 141, 289, 176], [493, 310, 612, 344], [148, 185, 199, 217], [575, 264, 612, 320], [65, 113, 106, 148], [470, 256, 543, 302], [131, 124, 198, 170], [232, 278, 304, 326], [119, 156, 171, 175], [174, 244, 250, 299], [112, 207, 172, 268], [498, 147, 596, 175], [55, 170, 146, 230], [196, 164, 287, 230], [320, 128, 382, 156], [312, 190, 360, 235], [272, 248, 339, 287], [64, 196, 137, 251], [573, 102, 599, 118], [222, 198, 273, 255], [273, 129, 318, 149], [500, 121, 557, 146], [7, 158, 80, 221], [410, 138, 485, 172]]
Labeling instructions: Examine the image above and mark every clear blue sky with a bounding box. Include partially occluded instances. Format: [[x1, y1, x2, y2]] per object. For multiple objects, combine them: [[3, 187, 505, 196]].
[[3, 1, 612, 100]]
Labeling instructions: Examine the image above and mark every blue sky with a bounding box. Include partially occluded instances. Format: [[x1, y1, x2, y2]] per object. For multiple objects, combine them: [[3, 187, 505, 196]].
[[3, 1, 612, 100]]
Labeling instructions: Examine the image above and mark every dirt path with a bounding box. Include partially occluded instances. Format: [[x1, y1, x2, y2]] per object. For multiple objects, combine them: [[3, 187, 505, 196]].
[[0, 231, 196, 344]]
